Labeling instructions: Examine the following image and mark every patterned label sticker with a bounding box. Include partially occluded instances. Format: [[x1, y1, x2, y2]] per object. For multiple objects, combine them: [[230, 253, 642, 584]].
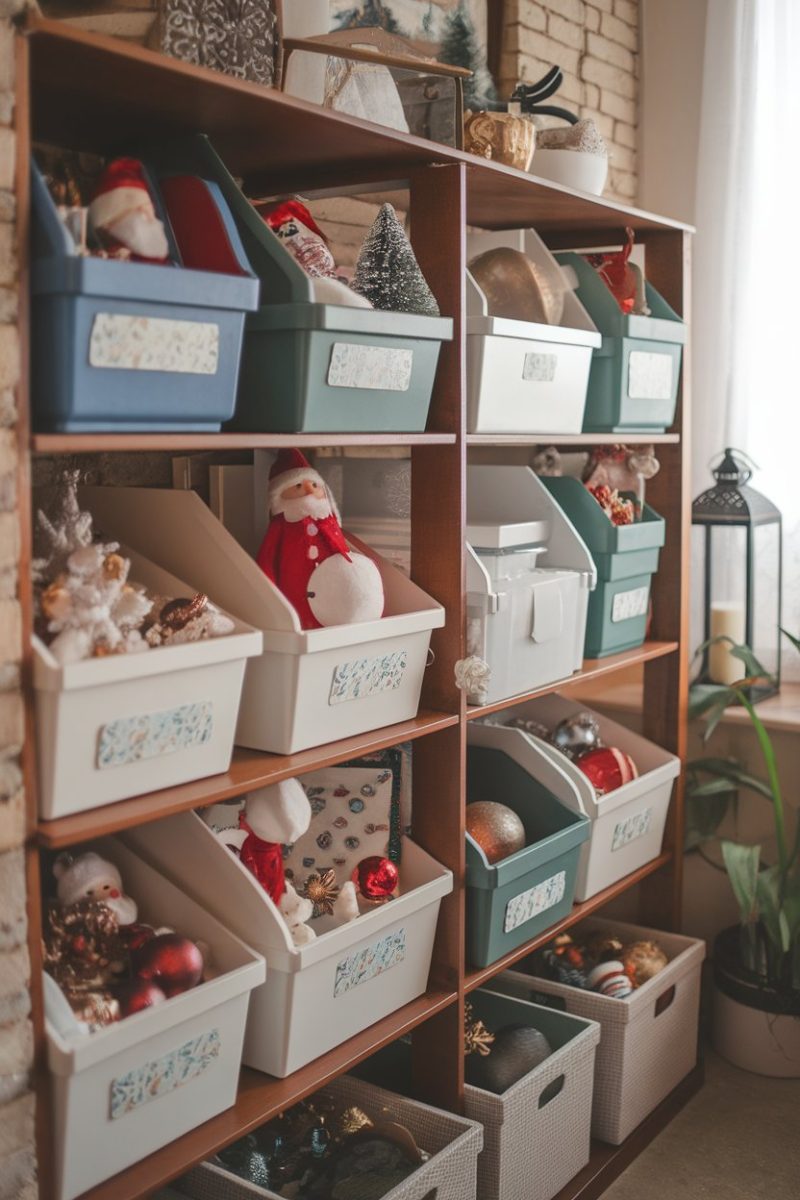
[[89, 313, 220, 374], [110, 1028, 220, 1120], [333, 928, 406, 997], [327, 343, 413, 391], [627, 350, 673, 400], [97, 701, 213, 770], [504, 871, 566, 934], [522, 351, 557, 382], [329, 651, 408, 706], [612, 808, 653, 852], [611, 585, 650, 623]]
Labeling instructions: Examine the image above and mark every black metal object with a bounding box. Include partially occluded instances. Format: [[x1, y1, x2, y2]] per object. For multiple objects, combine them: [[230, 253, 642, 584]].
[[486, 65, 579, 124]]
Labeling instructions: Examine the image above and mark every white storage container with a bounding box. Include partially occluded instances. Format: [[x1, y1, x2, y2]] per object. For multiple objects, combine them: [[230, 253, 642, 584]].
[[80, 486, 445, 754], [496, 917, 705, 1144], [35, 549, 262, 819], [466, 466, 595, 705], [466, 228, 601, 434], [124, 810, 453, 1078], [495, 695, 680, 900], [47, 835, 265, 1200]]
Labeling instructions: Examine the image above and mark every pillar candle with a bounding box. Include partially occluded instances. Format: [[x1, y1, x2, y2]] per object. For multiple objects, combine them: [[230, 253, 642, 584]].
[[709, 601, 746, 686]]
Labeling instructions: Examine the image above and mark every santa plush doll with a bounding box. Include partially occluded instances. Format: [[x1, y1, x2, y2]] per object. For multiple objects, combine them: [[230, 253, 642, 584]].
[[88, 158, 170, 263], [256, 449, 384, 630], [258, 198, 371, 308]]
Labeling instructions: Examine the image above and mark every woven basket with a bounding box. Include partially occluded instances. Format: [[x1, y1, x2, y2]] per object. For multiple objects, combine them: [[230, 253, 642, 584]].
[[174, 1074, 483, 1200], [496, 918, 705, 1144], [464, 989, 600, 1200]]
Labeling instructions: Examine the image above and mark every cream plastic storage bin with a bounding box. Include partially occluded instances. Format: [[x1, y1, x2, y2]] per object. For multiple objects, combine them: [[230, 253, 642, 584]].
[[80, 486, 445, 754], [124, 810, 453, 1078], [496, 695, 680, 901], [47, 835, 265, 1200], [466, 465, 595, 705], [497, 917, 705, 1144], [34, 548, 262, 819], [466, 228, 600, 434]]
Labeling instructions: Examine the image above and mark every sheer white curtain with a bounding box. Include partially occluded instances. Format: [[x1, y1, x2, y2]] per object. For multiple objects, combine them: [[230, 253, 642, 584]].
[[693, 0, 800, 673]]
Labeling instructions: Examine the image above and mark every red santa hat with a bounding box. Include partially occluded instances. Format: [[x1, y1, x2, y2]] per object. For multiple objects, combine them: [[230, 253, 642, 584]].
[[89, 158, 157, 232], [268, 448, 339, 518], [260, 199, 328, 243]]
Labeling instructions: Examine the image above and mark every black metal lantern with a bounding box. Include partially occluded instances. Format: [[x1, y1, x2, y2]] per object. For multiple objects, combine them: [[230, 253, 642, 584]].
[[692, 448, 782, 700]]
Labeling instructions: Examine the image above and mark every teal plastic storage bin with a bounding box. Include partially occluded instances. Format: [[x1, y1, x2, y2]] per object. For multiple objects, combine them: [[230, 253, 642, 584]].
[[557, 252, 686, 433], [542, 477, 665, 659], [466, 741, 590, 969], [31, 162, 259, 433], [147, 135, 453, 433]]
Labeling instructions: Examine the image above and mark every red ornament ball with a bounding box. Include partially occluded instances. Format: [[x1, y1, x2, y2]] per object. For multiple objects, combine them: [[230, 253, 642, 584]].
[[576, 746, 638, 795], [132, 933, 204, 998], [351, 856, 399, 902], [116, 978, 167, 1018]]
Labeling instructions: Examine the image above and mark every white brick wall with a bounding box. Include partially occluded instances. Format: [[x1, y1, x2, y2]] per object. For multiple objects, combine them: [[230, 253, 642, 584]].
[[500, 0, 640, 204]]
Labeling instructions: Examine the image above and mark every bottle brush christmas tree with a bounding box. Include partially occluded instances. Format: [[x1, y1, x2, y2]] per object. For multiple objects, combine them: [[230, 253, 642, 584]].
[[353, 203, 440, 315], [439, 2, 496, 109]]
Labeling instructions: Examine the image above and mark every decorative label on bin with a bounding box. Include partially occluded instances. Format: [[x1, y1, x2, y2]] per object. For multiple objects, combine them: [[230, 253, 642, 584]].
[[628, 350, 673, 400], [333, 928, 406, 997], [611, 807, 653, 851], [504, 871, 566, 933], [522, 351, 557, 382], [327, 343, 413, 391], [611, 585, 650, 623], [329, 651, 408, 705], [96, 701, 213, 769], [89, 313, 220, 374], [109, 1028, 220, 1120]]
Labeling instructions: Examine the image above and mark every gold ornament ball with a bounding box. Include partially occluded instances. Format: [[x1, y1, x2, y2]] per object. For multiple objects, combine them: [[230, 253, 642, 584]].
[[466, 801, 526, 864], [469, 247, 565, 326], [621, 939, 669, 986]]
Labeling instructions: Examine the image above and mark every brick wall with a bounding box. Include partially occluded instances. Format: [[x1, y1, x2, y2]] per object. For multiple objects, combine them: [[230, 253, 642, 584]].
[[0, 4, 36, 1199], [499, 0, 639, 204]]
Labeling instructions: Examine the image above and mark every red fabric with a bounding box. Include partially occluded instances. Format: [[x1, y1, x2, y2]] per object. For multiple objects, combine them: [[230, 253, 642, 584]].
[[260, 199, 328, 243], [269, 447, 312, 487], [256, 512, 352, 630], [158, 175, 248, 276], [91, 157, 150, 201], [239, 819, 285, 906]]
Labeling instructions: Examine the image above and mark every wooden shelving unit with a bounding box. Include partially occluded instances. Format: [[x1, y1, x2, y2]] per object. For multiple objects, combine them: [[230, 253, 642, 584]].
[[17, 16, 699, 1200]]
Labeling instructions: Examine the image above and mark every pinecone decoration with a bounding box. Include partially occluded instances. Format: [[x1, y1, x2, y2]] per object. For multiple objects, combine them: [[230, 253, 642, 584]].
[[352, 204, 440, 316], [43, 897, 127, 993]]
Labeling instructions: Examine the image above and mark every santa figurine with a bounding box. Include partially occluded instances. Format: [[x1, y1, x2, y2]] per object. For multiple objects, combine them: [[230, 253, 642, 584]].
[[258, 198, 371, 308], [257, 449, 384, 630], [88, 158, 170, 263], [54, 851, 139, 927]]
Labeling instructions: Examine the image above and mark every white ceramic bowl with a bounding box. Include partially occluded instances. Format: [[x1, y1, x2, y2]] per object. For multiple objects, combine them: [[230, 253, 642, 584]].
[[531, 148, 609, 196]]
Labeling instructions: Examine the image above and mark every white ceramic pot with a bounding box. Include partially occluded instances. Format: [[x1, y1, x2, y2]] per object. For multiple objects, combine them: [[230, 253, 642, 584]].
[[532, 149, 609, 196]]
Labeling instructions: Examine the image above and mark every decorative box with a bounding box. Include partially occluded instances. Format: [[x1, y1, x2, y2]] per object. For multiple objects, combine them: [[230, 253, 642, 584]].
[[541, 476, 665, 659], [497, 918, 705, 1144], [30, 161, 259, 433], [466, 465, 596, 705], [467, 229, 601, 434], [80, 485, 445, 755], [175, 1076, 483, 1200], [47, 835, 265, 1200], [125, 810, 452, 1078], [465, 989, 600, 1200], [556, 252, 686, 433], [34, 548, 262, 820], [495, 695, 680, 901], [466, 726, 590, 969]]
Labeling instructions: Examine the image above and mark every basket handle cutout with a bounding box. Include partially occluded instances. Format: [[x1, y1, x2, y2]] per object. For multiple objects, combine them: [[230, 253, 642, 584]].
[[538, 1073, 565, 1108], [419, 1189, 438, 1200], [654, 984, 676, 1017]]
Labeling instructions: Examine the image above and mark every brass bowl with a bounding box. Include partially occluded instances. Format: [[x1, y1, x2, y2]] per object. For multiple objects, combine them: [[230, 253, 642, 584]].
[[464, 110, 536, 171]]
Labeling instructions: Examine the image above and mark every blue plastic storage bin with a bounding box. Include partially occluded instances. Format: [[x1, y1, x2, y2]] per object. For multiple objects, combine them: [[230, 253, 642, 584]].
[[557, 252, 686, 433], [31, 162, 260, 433]]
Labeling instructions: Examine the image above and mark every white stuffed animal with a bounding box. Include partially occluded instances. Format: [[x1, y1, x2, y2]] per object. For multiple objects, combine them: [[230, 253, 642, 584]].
[[279, 880, 317, 947], [53, 850, 139, 926]]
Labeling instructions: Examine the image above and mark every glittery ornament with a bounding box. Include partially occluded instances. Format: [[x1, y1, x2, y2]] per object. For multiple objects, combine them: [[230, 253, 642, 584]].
[[466, 801, 526, 864], [621, 939, 669, 986], [465, 1024, 552, 1093], [43, 898, 127, 996], [64, 987, 120, 1028], [587, 960, 633, 998], [352, 856, 399, 902], [352, 204, 440, 315], [588, 483, 635, 526], [550, 712, 602, 760], [464, 1001, 495, 1057], [575, 746, 638, 795], [303, 868, 341, 917], [507, 715, 551, 741]]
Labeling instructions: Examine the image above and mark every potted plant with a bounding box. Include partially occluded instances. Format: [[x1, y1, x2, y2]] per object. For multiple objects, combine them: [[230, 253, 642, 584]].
[[687, 633, 800, 1076]]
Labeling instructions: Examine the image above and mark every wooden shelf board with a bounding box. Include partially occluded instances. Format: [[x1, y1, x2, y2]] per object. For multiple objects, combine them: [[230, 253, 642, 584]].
[[74, 988, 457, 1200], [467, 433, 680, 447], [25, 17, 692, 237], [32, 431, 458, 453], [464, 851, 673, 993], [38, 710, 458, 849], [466, 642, 679, 721]]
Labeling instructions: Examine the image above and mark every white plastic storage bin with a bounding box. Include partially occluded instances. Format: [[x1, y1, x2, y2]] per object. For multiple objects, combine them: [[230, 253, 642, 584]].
[[80, 486, 445, 754], [124, 810, 453, 1078], [466, 228, 600, 434], [496, 695, 680, 901], [466, 465, 595, 705], [34, 549, 262, 820], [47, 835, 265, 1200], [497, 918, 705, 1144]]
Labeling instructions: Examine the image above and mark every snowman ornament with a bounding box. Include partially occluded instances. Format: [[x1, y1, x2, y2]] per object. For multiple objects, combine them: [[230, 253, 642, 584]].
[[256, 449, 384, 630]]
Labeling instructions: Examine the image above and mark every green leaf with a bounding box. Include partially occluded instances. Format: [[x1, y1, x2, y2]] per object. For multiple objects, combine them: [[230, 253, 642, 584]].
[[756, 866, 791, 954], [685, 791, 732, 848], [729, 642, 772, 681], [721, 841, 761, 924], [688, 684, 735, 721], [780, 627, 800, 655], [685, 757, 773, 800]]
